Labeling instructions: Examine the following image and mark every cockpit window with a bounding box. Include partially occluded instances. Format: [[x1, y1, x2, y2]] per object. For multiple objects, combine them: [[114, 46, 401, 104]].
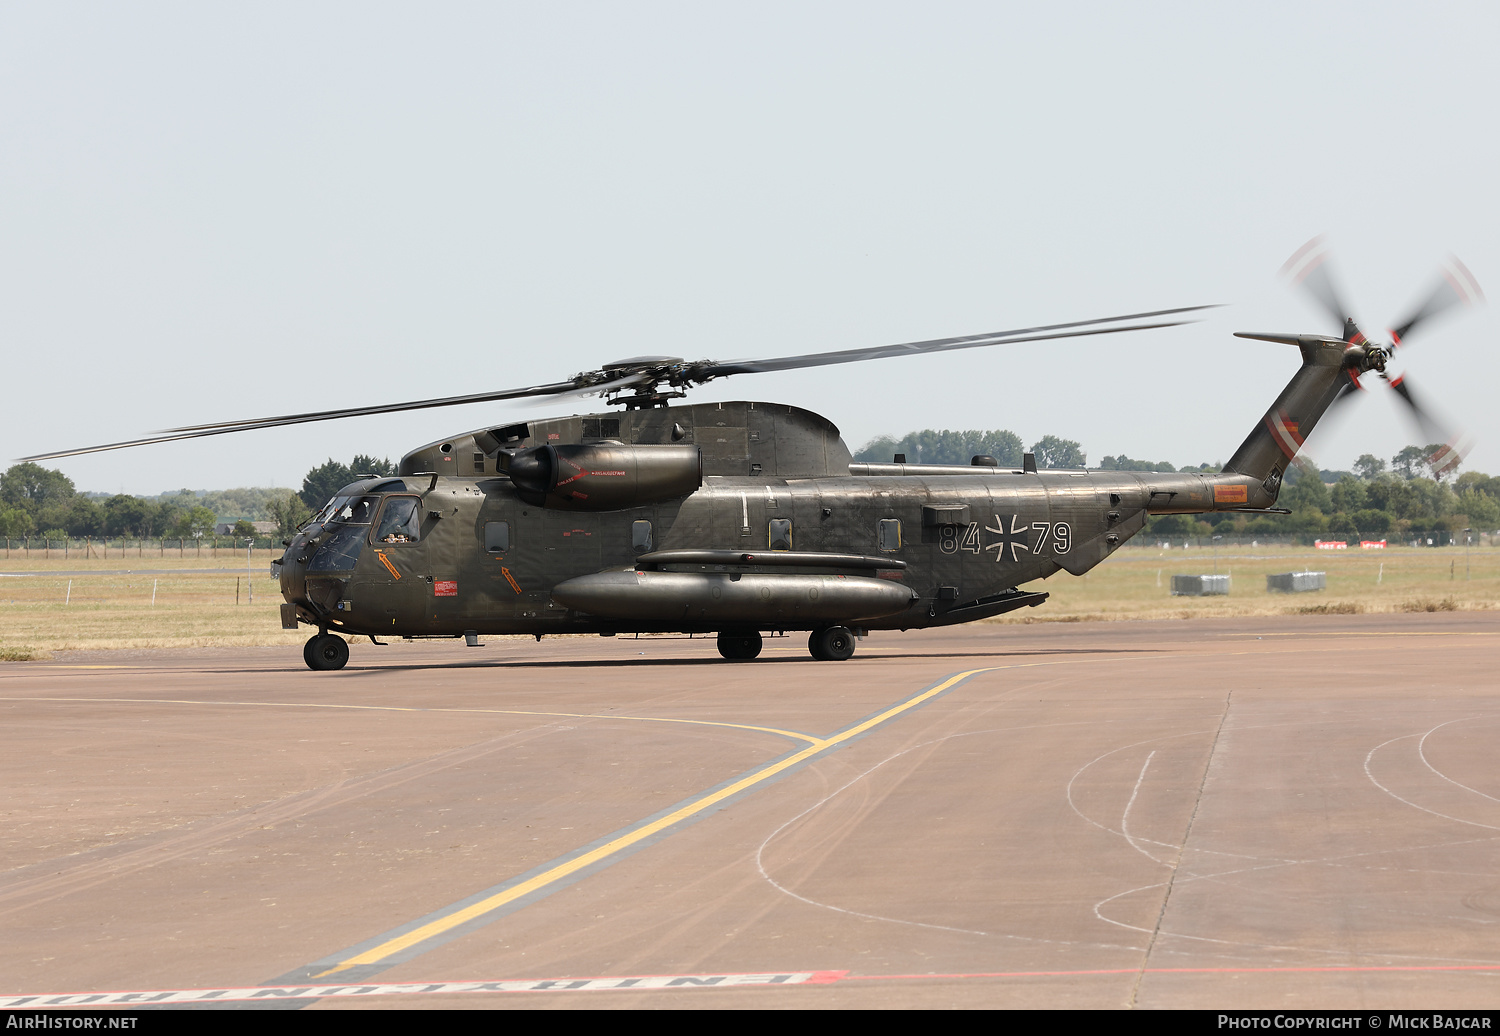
[[331, 495, 381, 525], [311, 495, 351, 526], [374, 497, 421, 544]]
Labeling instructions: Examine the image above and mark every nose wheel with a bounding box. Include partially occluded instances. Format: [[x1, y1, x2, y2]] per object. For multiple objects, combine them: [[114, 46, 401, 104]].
[[303, 633, 350, 671], [808, 626, 856, 661]]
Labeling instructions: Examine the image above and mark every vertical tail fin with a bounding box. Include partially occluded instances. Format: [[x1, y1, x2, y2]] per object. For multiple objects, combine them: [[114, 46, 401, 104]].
[[1224, 335, 1352, 495]]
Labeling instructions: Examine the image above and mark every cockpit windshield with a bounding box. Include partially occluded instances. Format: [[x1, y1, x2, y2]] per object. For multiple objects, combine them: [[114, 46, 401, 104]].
[[304, 495, 383, 573]]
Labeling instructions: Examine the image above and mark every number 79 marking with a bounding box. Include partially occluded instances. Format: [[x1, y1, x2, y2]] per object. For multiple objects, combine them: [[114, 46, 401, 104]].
[[1032, 521, 1072, 555]]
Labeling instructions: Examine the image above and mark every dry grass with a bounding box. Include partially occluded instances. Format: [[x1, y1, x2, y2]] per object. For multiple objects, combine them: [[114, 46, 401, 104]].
[[1295, 602, 1364, 615], [1401, 595, 1459, 612], [0, 646, 51, 661], [0, 564, 295, 654], [991, 543, 1500, 624]]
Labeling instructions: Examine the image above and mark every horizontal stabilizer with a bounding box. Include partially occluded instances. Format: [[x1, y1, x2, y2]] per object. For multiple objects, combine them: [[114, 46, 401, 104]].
[[1234, 332, 1345, 346]]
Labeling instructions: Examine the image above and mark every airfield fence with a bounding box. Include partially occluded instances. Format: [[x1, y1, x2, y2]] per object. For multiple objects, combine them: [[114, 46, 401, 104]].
[[1126, 531, 1494, 550], [0, 571, 280, 608], [2, 536, 284, 561]]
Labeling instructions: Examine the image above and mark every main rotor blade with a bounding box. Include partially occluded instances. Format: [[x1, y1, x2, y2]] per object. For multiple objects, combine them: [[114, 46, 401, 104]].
[[161, 379, 589, 434], [1390, 255, 1484, 346], [697, 305, 1219, 378], [1281, 236, 1357, 335], [19, 305, 1218, 463], [19, 377, 589, 462]]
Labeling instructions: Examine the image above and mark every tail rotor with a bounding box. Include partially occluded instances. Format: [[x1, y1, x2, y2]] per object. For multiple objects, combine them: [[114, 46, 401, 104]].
[[1280, 236, 1482, 476]]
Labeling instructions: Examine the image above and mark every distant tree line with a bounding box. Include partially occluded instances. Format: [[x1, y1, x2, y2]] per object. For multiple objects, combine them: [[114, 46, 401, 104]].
[[855, 431, 1498, 542], [1150, 448, 1500, 541], [854, 429, 1224, 472], [0, 463, 231, 540], [854, 429, 1093, 469], [0, 454, 395, 541]]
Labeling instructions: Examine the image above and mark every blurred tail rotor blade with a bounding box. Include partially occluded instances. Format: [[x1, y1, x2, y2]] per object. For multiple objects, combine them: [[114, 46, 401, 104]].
[[1282, 236, 1359, 336], [1385, 373, 1472, 474], [1390, 255, 1485, 347], [1333, 366, 1365, 406], [1428, 440, 1468, 478]]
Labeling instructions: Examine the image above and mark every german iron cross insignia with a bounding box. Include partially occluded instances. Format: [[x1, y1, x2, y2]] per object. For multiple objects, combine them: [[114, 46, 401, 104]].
[[985, 515, 1031, 563]]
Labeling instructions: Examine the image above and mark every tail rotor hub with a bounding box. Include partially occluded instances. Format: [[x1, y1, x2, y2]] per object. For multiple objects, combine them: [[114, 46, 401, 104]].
[[1346, 342, 1390, 375]]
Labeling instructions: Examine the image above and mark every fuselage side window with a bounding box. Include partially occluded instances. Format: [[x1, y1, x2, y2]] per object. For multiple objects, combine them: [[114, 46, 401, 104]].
[[631, 519, 653, 553], [485, 520, 511, 553], [768, 518, 792, 551], [877, 518, 901, 551]]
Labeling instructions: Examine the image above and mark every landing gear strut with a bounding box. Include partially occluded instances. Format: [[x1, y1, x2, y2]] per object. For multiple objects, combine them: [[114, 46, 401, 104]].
[[303, 632, 350, 671], [808, 626, 856, 661], [717, 630, 763, 660]]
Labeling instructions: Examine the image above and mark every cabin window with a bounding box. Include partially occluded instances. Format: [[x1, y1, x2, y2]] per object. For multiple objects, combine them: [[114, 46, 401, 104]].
[[631, 520, 653, 553], [582, 418, 620, 439], [373, 497, 421, 544], [877, 518, 901, 551], [768, 518, 793, 551], [485, 521, 511, 553]]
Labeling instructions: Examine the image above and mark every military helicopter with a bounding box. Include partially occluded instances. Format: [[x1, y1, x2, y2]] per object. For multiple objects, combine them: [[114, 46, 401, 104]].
[[25, 246, 1479, 670]]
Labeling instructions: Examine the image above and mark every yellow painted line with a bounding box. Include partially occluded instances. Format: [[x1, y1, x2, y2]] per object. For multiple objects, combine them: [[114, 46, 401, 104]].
[[312, 665, 999, 977]]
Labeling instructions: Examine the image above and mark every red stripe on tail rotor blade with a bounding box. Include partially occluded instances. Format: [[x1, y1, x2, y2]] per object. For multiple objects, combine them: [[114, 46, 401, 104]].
[[1281, 236, 1327, 279], [1443, 255, 1485, 305]]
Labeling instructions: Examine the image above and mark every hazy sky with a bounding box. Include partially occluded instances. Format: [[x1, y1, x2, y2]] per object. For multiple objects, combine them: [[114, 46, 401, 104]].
[[2, 3, 1496, 494]]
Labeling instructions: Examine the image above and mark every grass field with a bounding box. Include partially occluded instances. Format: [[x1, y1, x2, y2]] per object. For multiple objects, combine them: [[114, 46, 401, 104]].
[[1, 544, 1496, 659], [0, 554, 290, 658], [993, 543, 1500, 623]]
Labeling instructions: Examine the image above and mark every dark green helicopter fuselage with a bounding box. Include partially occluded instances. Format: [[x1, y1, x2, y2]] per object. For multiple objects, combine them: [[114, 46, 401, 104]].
[[278, 333, 1352, 644]]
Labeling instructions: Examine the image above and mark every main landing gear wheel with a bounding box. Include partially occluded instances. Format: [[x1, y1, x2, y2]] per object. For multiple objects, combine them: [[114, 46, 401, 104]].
[[808, 626, 855, 661], [304, 633, 350, 671], [717, 630, 763, 660]]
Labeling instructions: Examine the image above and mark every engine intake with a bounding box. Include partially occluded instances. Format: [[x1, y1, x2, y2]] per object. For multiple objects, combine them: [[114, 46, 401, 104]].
[[503, 443, 702, 511]]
